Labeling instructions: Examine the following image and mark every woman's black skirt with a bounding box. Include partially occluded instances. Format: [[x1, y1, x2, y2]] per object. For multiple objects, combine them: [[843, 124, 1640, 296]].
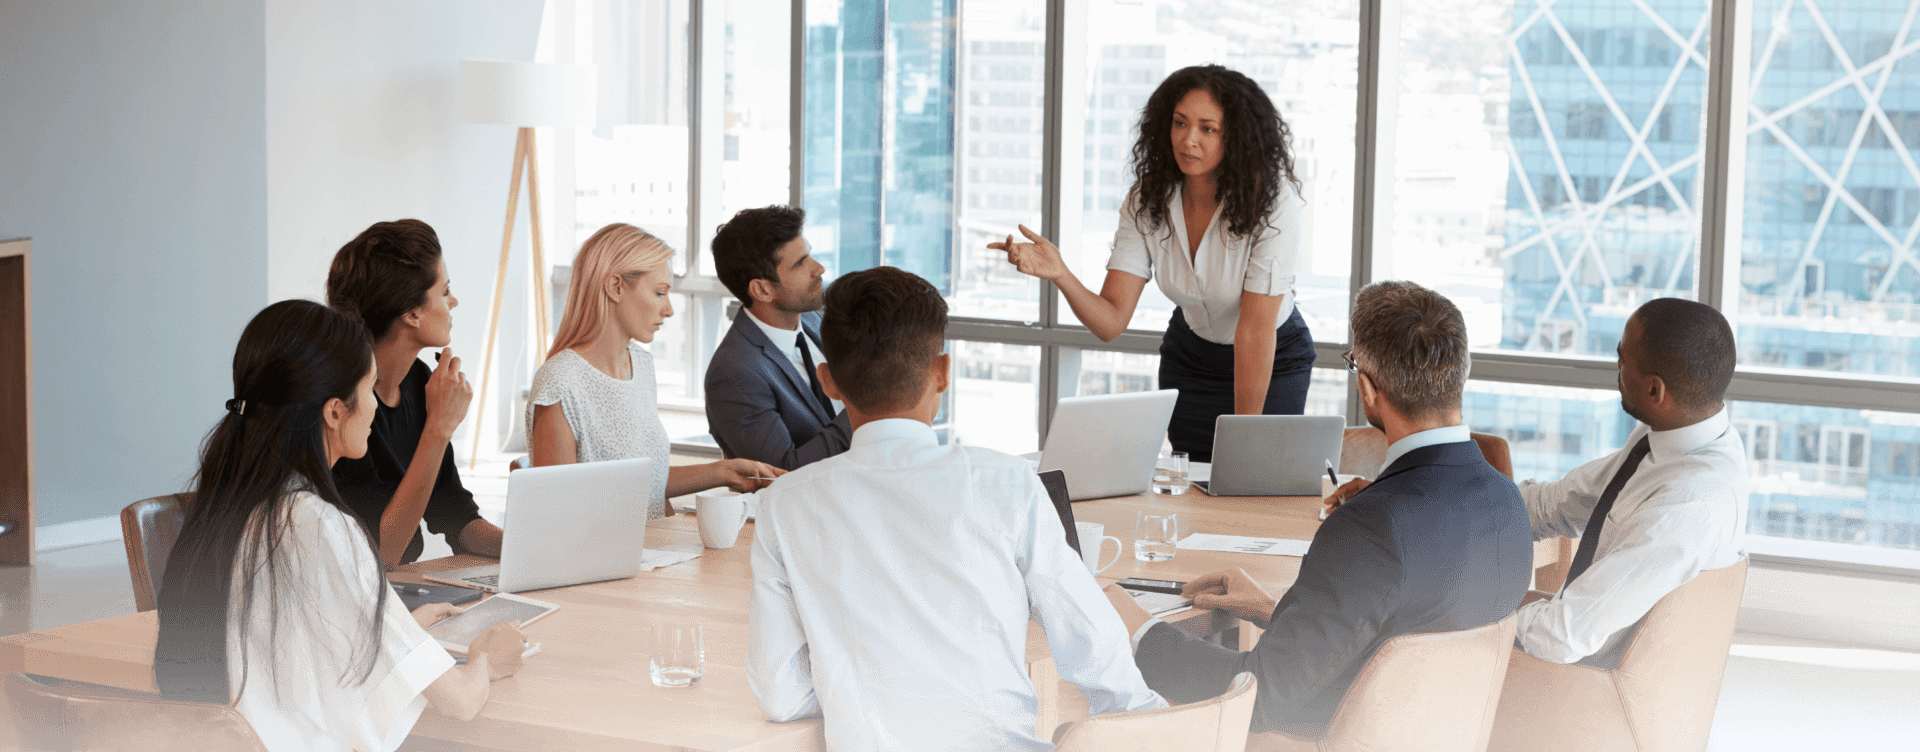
[[1157, 305, 1316, 463]]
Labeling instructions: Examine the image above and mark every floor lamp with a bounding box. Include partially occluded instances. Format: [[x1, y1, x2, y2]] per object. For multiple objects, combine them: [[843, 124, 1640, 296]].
[[457, 60, 595, 467]]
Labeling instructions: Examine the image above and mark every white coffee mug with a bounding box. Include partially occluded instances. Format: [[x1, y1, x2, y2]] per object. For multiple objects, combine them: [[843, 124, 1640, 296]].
[[1075, 522, 1122, 575], [1321, 474, 1364, 519], [696, 490, 750, 549]]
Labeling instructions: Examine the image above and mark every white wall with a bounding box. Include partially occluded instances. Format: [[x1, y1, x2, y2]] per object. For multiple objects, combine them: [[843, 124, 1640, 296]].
[[0, 0, 543, 531], [0, 0, 271, 527], [266, 0, 546, 455], [1740, 567, 1920, 652]]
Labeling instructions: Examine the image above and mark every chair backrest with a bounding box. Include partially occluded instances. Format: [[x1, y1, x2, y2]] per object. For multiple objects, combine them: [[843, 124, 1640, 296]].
[[1314, 613, 1519, 752], [120, 494, 187, 613], [1611, 559, 1749, 752], [5, 673, 267, 752], [1340, 426, 1388, 477], [1470, 433, 1513, 479], [1052, 672, 1257, 752], [1340, 426, 1514, 480]]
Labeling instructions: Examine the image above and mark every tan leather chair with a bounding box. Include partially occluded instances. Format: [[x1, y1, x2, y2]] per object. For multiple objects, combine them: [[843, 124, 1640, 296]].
[[119, 494, 188, 613], [5, 673, 266, 752], [1052, 672, 1257, 752], [1247, 613, 1518, 752], [1339, 426, 1513, 479], [1488, 560, 1749, 752]]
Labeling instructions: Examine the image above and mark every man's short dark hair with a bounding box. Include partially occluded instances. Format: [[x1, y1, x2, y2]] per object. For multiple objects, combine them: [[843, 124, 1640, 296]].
[[711, 205, 806, 303], [1350, 280, 1470, 417], [1629, 298, 1735, 409], [327, 219, 443, 341], [819, 266, 948, 414]]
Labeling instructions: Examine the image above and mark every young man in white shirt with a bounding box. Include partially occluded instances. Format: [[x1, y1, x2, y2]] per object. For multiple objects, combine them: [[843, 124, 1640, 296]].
[[1510, 298, 1748, 667], [705, 205, 851, 470], [747, 265, 1165, 751]]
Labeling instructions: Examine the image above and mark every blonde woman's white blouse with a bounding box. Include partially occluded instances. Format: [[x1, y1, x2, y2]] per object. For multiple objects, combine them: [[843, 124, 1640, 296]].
[[1105, 182, 1306, 345], [526, 341, 673, 519], [228, 492, 455, 752]]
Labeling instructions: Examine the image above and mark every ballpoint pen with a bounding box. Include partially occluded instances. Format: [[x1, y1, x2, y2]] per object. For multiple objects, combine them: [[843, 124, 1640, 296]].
[[1325, 460, 1340, 489]]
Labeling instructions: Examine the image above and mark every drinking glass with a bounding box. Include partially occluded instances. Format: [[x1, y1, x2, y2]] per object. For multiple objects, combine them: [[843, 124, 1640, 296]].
[[1152, 450, 1190, 495], [650, 622, 704, 687], [1134, 512, 1179, 562]]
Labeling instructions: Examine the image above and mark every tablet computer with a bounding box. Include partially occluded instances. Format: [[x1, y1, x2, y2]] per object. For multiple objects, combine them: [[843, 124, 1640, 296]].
[[425, 592, 559, 654]]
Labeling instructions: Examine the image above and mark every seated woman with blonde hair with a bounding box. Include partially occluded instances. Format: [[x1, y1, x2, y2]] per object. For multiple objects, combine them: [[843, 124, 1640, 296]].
[[529, 223, 780, 518]]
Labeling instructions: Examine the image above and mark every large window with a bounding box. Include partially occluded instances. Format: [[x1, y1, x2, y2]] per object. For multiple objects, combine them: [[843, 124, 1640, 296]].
[[1732, 0, 1920, 559], [549, 0, 1920, 570], [804, 0, 1047, 322], [1740, 0, 1918, 380], [1392, 0, 1711, 358]]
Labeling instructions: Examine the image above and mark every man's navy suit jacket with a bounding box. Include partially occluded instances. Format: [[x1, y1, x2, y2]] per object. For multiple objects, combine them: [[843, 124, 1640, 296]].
[[704, 310, 852, 470], [1135, 439, 1533, 735]]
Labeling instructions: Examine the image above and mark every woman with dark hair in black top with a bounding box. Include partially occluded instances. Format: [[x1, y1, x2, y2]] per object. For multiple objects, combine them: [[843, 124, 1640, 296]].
[[327, 219, 503, 568]]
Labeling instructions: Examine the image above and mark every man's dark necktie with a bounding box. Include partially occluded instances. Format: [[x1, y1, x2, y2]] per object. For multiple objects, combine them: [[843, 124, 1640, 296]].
[[1561, 435, 1653, 592], [796, 333, 834, 414]]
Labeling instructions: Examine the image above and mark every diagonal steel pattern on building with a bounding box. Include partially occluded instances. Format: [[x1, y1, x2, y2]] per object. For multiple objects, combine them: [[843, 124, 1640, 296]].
[[1503, 0, 1920, 351]]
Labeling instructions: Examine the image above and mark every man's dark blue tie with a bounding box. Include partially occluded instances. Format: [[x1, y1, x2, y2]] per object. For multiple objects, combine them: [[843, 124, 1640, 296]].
[[1561, 435, 1653, 592], [797, 333, 834, 415]]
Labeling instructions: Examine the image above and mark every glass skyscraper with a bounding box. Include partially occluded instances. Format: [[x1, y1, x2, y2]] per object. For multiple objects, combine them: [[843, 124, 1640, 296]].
[[1502, 0, 1919, 551]]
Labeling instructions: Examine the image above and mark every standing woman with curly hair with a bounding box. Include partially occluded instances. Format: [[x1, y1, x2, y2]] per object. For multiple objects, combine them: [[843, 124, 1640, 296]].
[[994, 65, 1314, 462]]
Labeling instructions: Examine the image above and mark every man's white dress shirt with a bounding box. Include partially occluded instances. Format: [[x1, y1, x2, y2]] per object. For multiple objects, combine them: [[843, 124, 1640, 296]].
[[743, 308, 840, 413], [1106, 183, 1306, 344], [748, 419, 1165, 751], [1516, 407, 1748, 665]]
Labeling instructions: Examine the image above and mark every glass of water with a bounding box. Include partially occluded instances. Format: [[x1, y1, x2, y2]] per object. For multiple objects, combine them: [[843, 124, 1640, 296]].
[[1153, 450, 1190, 495], [1134, 512, 1180, 562], [650, 622, 704, 687]]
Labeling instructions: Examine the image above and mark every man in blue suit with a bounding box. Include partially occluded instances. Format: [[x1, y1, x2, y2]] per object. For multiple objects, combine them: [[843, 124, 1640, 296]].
[[705, 206, 852, 470], [1105, 280, 1534, 737]]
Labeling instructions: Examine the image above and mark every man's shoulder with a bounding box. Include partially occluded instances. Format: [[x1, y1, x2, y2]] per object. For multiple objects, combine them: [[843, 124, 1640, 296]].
[[712, 315, 763, 354], [706, 320, 774, 384], [1369, 448, 1514, 493]]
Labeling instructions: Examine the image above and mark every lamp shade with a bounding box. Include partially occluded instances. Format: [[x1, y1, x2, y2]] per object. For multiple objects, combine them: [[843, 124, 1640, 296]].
[[457, 60, 596, 128]]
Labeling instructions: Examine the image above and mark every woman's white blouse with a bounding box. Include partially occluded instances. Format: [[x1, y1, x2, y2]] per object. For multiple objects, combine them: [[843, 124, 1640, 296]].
[[1105, 182, 1306, 345], [228, 492, 455, 752], [526, 341, 673, 519]]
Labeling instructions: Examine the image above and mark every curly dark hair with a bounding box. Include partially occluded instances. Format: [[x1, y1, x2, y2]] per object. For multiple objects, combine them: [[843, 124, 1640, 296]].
[[1126, 65, 1300, 241]]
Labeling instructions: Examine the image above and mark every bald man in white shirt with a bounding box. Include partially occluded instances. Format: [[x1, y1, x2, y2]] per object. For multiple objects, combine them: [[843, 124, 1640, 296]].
[[746, 266, 1164, 752], [1513, 298, 1749, 668]]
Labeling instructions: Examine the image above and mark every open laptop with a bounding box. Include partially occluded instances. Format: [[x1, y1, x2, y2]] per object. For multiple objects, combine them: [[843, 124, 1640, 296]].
[[425, 457, 653, 593], [1032, 390, 1179, 500], [1193, 415, 1344, 496]]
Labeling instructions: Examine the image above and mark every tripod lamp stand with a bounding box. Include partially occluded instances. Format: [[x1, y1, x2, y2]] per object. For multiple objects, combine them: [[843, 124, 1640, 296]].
[[456, 59, 595, 467]]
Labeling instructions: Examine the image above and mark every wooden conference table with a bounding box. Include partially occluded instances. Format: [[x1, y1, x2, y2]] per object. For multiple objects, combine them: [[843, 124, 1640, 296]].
[[0, 487, 1558, 751]]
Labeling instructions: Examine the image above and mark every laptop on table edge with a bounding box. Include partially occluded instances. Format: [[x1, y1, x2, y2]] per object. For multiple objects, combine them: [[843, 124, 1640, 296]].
[[425, 457, 653, 593]]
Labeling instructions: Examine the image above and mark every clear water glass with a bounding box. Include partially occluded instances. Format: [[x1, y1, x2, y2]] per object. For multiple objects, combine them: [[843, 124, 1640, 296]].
[[1134, 512, 1179, 562], [1153, 450, 1190, 495], [649, 622, 704, 687]]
